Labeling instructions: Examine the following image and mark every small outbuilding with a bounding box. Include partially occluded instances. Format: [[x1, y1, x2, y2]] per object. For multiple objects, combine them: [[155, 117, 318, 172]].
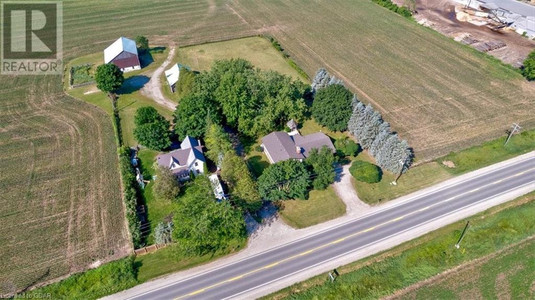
[[164, 63, 181, 93], [104, 37, 141, 72]]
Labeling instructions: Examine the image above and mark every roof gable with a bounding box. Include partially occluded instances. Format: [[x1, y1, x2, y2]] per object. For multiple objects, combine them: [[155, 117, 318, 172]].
[[104, 37, 138, 64], [262, 131, 335, 163], [165, 63, 181, 86], [180, 136, 199, 150]]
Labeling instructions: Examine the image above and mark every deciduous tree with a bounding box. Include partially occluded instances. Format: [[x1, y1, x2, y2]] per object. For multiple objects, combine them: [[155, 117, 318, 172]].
[[305, 146, 336, 190], [153, 166, 180, 202], [221, 151, 262, 212], [172, 176, 246, 255], [173, 93, 221, 139], [134, 120, 171, 150], [135, 36, 149, 53], [95, 64, 124, 110], [312, 84, 353, 131], [258, 160, 311, 201]]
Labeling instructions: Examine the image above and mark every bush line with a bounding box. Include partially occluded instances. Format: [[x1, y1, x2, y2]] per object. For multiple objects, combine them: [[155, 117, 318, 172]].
[[263, 35, 310, 81], [118, 146, 143, 248], [371, 0, 413, 18]]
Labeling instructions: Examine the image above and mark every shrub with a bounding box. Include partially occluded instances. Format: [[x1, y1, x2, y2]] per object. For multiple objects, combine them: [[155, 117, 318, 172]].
[[349, 160, 381, 183], [522, 50, 535, 81], [154, 222, 173, 245], [335, 137, 361, 157]]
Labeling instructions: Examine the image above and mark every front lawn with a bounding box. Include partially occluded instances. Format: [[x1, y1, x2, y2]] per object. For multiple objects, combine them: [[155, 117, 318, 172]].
[[135, 238, 246, 282], [279, 186, 346, 228], [351, 152, 452, 205]]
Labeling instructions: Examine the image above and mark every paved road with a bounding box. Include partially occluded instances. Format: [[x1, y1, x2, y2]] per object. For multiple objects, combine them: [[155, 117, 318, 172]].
[[122, 156, 535, 300]]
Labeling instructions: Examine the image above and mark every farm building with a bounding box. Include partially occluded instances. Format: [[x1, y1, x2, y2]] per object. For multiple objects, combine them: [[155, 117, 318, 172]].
[[165, 63, 180, 92], [456, 0, 535, 38], [104, 37, 141, 72], [156, 136, 206, 181], [261, 131, 335, 164]]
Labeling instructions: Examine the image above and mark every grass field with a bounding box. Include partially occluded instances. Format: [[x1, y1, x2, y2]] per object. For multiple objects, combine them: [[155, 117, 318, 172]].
[[230, 0, 535, 161], [266, 193, 535, 300], [175, 36, 308, 81], [391, 238, 535, 300], [279, 187, 346, 229]]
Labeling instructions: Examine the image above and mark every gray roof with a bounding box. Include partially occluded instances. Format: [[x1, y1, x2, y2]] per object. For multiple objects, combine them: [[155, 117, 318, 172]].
[[180, 136, 199, 150], [262, 132, 304, 163], [261, 131, 335, 163], [479, 0, 535, 17], [293, 132, 336, 158], [156, 142, 205, 172]]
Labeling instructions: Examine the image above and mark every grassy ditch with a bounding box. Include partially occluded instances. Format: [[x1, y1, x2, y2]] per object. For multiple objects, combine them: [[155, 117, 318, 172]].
[[265, 192, 535, 299]]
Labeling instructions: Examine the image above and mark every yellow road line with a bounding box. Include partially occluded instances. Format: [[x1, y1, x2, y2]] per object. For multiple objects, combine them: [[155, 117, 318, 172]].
[[174, 168, 534, 299]]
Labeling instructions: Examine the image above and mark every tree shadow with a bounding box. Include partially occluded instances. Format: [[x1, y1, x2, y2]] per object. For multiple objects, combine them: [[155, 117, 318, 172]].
[[118, 75, 150, 94], [139, 52, 154, 68], [247, 155, 269, 177]]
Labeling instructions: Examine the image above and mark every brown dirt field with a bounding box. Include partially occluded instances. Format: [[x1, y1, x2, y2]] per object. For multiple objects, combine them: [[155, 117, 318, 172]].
[[0, 76, 131, 295], [413, 0, 535, 67]]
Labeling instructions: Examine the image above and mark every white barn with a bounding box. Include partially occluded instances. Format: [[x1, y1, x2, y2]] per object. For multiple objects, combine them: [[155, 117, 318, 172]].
[[104, 37, 141, 72]]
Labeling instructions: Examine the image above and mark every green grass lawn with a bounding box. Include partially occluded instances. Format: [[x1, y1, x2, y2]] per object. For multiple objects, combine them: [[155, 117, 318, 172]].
[[349, 128, 535, 205], [175, 36, 308, 82], [65, 47, 173, 146], [279, 186, 346, 229], [395, 238, 535, 300], [134, 239, 246, 282], [136, 149, 180, 245], [439, 129, 535, 175], [351, 152, 452, 205], [299, 119, 349, 141], [265, 193, 535, 300]]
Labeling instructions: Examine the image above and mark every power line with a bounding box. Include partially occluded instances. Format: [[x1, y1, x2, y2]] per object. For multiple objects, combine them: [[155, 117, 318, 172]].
[[504, 123, 521, 145]]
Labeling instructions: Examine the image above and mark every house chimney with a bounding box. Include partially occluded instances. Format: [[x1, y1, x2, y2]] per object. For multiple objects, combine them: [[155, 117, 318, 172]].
[[296, 146, 301, 154]]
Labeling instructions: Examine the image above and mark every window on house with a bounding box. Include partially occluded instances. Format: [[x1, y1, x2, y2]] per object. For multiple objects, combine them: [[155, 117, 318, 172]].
[[195, 162, 198, 166]]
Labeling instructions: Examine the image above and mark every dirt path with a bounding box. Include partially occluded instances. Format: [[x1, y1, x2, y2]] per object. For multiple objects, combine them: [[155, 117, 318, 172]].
[[333, 164, 371, 216], [140, 45, 177, 111]]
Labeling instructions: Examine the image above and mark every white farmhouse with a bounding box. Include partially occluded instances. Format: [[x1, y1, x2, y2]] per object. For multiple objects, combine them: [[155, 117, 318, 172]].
[[104, 37, 141, 72], [156, 136, 206, 181]]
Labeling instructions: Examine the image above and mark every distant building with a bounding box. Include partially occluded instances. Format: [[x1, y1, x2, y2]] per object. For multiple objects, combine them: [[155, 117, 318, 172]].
[[456, 0, 535, 38], [156, 136, 206, 181], [104, 37, 141, 72], [261, 131, 336, 164]]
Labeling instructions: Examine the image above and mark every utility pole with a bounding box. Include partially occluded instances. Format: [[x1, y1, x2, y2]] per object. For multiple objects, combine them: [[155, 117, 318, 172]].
[[391, 159, 405, 186], [504, 123, 521, 145], [455, 221, 470, 249]]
